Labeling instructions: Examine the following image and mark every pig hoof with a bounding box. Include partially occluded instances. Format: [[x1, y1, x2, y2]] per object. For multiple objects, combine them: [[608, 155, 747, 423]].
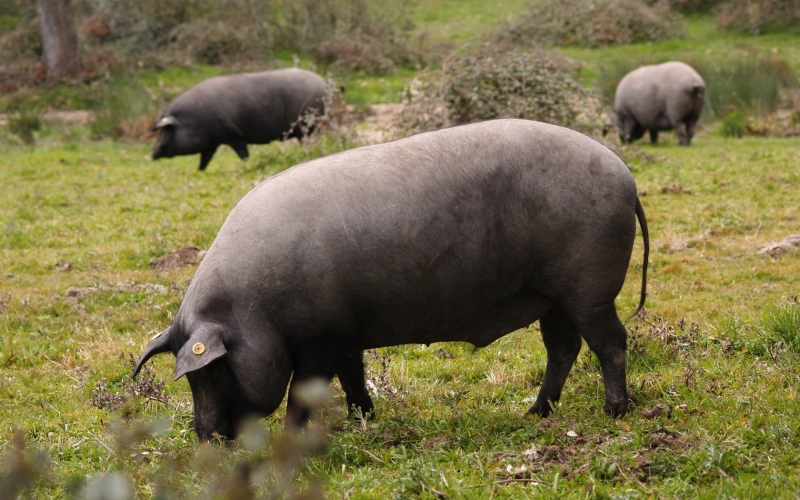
[[603, 401, 629, 417], [527, 400, 553, 417]]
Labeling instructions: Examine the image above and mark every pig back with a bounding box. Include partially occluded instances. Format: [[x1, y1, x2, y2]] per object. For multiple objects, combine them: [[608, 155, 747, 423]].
[[189, 119, 639, 348]]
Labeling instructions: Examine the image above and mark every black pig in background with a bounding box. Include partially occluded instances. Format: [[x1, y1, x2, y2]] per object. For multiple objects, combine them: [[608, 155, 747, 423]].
[[151, 68, 327, 171]]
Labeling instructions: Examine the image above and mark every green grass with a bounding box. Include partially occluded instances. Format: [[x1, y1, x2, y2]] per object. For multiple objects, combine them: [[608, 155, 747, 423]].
[[3, 121, 800, 499], [3, 4, 800, 499], [411, 0, 528, 45]]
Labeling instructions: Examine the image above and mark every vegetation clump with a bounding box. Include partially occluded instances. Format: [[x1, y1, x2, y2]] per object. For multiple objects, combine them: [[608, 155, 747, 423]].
[[648, 0, 722, 12], [399, 45, 604, 134], [499, 0, 685, 47], [716, 0, 800, 34], [265, 0, 424, 75]]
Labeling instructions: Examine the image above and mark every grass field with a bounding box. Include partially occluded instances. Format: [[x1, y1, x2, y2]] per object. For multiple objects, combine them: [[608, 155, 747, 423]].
[[2, 3, 800, 498]]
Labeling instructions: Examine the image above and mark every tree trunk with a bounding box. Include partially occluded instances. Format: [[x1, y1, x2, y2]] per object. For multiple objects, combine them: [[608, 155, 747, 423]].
[[35, 0, 79, 80]]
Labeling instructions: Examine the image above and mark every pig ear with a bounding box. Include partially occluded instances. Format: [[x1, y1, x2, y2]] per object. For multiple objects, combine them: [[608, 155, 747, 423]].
[[174, 326, 227, 381], [151, 116, 179, 131], [132, 326, 173, 378]]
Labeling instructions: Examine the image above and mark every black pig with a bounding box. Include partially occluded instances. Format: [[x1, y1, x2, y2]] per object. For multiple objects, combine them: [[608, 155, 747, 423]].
[[151, 68, 327, 171], [134, 119, 649, 440]]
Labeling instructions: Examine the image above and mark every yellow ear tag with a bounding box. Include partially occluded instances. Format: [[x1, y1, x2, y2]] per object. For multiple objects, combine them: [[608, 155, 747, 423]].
[[192, 343, 206, 355]]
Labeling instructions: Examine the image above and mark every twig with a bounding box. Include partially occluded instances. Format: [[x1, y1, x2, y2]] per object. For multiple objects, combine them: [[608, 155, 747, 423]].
[[349, 445, 385, 465], [469, 478, 542, 488], [85, 429, 117, 458], [420, 479, 449, 498], [493, 478, 542, 486], [144, 394, 169, 405]]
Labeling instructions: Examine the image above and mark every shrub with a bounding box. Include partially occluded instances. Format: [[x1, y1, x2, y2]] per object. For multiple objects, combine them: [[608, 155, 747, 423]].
[[264, 0, 423, 75], [88, 76, 162, 141], [7, 109, 42, 145], [0, 18, 44, 92], [647, 0, 722, 12], [166, 20, 260, 66], [716, 0, 800, 34], [1, 379, 334, 498], [398, 45, 605, 135], [499, 0, 685, 48], [75, 0, 203, 53], [718, 109, 748, 137]]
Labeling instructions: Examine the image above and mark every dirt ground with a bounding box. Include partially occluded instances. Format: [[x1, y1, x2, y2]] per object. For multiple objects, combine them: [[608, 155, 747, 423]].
[[0, 109, 93, 126], [353, 103, 405, 145], [1, 104, 404, 145]]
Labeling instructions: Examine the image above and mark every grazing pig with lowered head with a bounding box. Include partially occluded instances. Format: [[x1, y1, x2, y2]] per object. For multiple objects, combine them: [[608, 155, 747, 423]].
[[604, 61, 705, 146], [133, 119, 649, 441], [151, 68, 327, 171]]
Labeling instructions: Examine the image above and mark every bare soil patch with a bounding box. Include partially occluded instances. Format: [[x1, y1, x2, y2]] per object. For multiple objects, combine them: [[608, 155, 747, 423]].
[[354, 103, 404, 145], [152, 245, 206, 271], [0, 110, 93, 126]]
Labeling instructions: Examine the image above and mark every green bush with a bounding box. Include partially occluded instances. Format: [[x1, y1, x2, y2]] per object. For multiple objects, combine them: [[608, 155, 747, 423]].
[[76, 0, 206, 53], [88, 76, 162, 141], [265, 0, 422, 75], [499, 0, 685, 48], [648, 0, 722, 12], [167, 20, 259, 66], [718, 109, 748, 137], [399, 46, 605, 135], [7, 109, 41, 145], [717, 0, 800, 34]]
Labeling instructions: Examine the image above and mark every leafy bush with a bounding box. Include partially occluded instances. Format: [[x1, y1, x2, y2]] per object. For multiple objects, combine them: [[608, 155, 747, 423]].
[[264, 0, 423, 75], [398, 45, 604, 135], [718, 109, 748, 137], [74, 0, 422, 73], [716, 0, 800, 34], [647, 0, 722, 12], [167, 20, 260, 66], [499, 0, 685, 48], [1, 380, 335, 499], [88, 76, 162, 141], [75, 0, 204, 53], [0, 18, 43, 92], [7, 110, 41, 145]]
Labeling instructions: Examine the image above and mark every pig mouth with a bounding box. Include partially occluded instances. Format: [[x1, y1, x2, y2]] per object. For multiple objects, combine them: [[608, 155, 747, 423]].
[[151, 145, 176, 160]]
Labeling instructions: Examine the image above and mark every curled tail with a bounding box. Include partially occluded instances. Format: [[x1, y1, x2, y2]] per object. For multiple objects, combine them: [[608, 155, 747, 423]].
[[628, 197, 649, 320]]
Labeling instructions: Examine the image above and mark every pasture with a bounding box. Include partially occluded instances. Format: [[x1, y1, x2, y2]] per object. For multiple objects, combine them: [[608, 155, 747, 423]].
[[2, 2, 800, 498]]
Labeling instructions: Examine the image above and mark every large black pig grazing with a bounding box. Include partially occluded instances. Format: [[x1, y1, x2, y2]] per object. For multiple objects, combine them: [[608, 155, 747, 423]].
[[151, 68, 327, 171], [133, 119, 649, 441]]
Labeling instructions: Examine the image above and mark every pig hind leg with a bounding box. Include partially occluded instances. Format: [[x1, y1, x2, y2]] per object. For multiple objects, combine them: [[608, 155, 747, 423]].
[[528, 304, 582, 417], [335, 351, 375, 419], [675, 122, 690, 146], [684, 118, 699, 145], [228, 137, 250, 160], [573, 303, 629, 416]]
